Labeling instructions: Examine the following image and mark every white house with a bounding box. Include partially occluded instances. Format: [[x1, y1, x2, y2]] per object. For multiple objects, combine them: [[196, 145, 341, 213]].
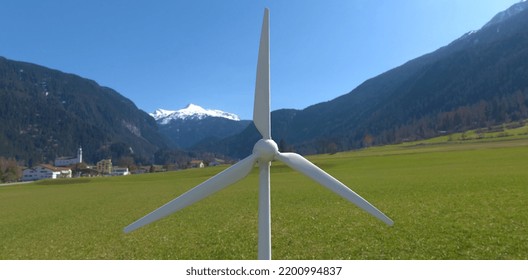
[[111, 167, 130, 176], [189, 160, 205, 168], [22, 164, 72, 181], [55, 147, 82, 167]]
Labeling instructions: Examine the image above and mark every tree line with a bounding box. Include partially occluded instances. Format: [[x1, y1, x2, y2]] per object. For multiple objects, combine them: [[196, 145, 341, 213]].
[[288, 88, 528, 154]]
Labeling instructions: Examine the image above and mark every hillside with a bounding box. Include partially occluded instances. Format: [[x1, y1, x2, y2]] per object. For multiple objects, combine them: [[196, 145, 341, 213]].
[[0, 57, 170, 165], [195, 1, 528, 158]]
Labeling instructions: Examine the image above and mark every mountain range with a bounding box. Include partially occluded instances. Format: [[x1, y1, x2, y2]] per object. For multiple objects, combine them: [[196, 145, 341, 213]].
[[151, 104, 241, 123], [1, 2, 528, 164], [150, 104, 250, 149], [0, 57, 171, 165], [193, 1, 528, 158]]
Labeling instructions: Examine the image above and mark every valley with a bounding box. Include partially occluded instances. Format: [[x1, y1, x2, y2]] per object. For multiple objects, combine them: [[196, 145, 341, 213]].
[[1, 131, 527, 259]]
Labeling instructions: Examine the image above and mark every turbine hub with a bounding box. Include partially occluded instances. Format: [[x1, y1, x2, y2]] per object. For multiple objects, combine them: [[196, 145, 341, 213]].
[[253, 139, 279, 162]]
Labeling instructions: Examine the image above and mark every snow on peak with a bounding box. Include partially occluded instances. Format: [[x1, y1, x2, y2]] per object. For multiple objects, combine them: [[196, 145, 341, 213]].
[[150, 104, 241, 124], [151, 108, 177, 119]]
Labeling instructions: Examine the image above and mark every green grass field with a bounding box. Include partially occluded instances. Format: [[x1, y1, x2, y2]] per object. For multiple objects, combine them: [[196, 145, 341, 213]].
[[1, 133, 527, 259]]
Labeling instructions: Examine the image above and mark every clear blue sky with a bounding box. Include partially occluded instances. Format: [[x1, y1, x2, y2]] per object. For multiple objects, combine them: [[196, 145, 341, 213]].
[[1, 0, 521, 119]]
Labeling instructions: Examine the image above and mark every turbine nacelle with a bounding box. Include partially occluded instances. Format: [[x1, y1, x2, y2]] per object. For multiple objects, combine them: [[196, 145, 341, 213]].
[[253, 139, 279, 162]]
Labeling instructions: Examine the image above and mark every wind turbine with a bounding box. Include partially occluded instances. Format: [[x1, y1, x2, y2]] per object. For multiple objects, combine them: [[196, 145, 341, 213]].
[[124, 8, 393, 260]]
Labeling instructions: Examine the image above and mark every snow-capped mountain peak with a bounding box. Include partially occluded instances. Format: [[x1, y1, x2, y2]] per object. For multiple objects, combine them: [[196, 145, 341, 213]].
[[150, 104, 241, 124]]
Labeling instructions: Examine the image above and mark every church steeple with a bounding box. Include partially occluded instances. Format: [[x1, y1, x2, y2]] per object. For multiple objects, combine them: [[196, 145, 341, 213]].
[[78, 146, 83, 163]]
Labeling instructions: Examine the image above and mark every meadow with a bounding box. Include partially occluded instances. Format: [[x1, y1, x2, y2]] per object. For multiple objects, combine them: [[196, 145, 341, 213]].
[[1, 131, 527, 259]]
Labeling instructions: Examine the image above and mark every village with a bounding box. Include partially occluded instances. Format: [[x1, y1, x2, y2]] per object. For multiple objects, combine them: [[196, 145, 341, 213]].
[[19, 147, 217, 182]]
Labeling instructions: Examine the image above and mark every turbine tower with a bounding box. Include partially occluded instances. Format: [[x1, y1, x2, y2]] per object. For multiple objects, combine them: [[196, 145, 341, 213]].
[[124, 8, 393, 260]]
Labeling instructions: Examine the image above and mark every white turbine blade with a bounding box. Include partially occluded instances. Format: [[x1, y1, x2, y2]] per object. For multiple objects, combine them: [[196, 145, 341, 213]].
[[124, 155, 257, 233], [253, 8, 271, 139], [257, 161, 271, 260], [275, 152, 394, 226]]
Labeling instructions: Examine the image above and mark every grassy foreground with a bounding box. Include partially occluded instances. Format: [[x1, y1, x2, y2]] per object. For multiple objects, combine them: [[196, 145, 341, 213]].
[[1, 136, 527, 259]]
